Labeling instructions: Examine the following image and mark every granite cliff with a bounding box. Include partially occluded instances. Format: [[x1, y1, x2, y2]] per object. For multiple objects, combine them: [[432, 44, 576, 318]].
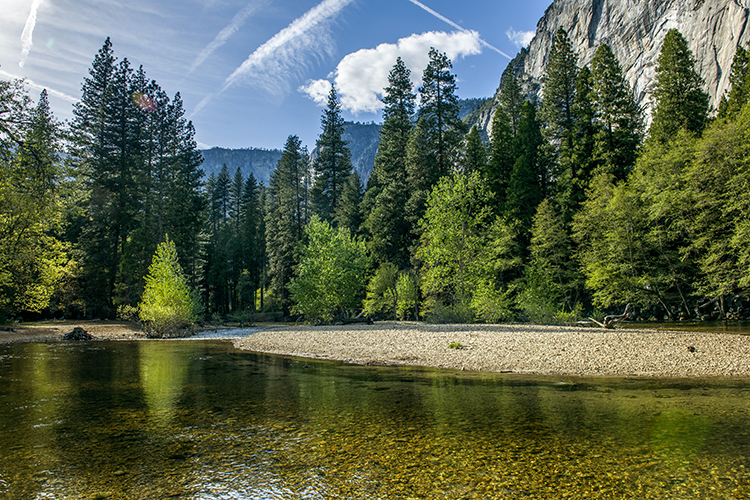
[[479, 0, 750, 135]]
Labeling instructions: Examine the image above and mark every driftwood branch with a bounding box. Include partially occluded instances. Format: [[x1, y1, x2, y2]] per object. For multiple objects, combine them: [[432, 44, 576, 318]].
[[589, 304, 631, 329]]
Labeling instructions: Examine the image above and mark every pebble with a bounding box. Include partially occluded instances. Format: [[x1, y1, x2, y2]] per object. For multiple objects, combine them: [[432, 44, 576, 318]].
[[230, 322, 750, 378]]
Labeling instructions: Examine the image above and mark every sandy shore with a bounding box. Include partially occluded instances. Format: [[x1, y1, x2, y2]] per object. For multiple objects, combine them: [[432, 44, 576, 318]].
[[232, 322, 750, 378], [3, 320, 750, 377]]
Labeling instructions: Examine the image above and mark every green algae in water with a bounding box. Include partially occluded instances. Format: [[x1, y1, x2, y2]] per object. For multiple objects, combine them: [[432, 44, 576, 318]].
[[0, 341, 749, 499]]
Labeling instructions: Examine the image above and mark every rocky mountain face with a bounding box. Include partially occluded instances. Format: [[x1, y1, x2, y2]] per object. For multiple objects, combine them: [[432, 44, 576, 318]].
[[200, 147, 283, 187], [479, 0, 750, 135]]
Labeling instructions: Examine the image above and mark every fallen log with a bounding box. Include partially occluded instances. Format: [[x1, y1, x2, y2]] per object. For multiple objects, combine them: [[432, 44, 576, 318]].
[[588, 304, 631, 329]]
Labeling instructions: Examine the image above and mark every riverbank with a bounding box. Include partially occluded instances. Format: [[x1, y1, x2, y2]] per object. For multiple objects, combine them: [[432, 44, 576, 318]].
[[232, 322, 750, 377], [2, 320, 750, 377]]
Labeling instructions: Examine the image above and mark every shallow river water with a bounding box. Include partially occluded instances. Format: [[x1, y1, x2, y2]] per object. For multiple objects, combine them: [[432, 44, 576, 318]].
[[0, 340, 749, 499]]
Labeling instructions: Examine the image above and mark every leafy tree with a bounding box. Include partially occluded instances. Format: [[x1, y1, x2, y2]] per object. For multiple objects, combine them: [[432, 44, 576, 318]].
[[139, 236, 196, 337], [363, 262, 399, 319], [416, 171, 493, 319], [311, 85, 353, 223], [649, 29, 709, 143], [0, 84, 70, 318], [589, 44, 642, 179], [289, 216, 369, 322]]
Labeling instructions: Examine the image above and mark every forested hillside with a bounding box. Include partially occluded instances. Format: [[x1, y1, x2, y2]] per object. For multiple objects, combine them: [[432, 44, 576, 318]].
[[3, 27, 750, 327], [200, 148, 282, 187]]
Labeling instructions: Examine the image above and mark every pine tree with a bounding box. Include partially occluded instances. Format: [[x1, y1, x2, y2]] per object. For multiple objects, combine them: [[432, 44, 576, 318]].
[[334, 172, 364, 235], [507, 101, 545, 231], [541, 28, 579, 173], [139, 236, 196, 337], [589, 44, 642, 179], [649, 29, 709, 142], [265, 135, 309, 314], [405, 48, 464, 246], [720, 44, 750, 119], [462, 125, 488, 173], [363, 57, 415, 268], [485, 69, 524, 213], [311, 85, 353, 224], [417, 47, 466, 175]]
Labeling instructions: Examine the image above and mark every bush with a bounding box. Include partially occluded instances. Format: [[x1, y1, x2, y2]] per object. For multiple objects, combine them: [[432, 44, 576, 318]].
[[138, 237, 196, 337]]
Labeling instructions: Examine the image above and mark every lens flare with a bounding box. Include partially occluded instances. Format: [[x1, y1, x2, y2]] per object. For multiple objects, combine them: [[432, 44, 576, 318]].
[[132, 92, 156, 112]]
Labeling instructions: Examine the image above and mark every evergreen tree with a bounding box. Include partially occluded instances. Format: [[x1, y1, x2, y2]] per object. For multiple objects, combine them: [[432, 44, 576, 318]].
[[363, 57, 415, 268], [507, 101, 545, 231], [485, 70, 524, 213], [589, 44, 642, 179], [649, 29, 710, 142], [541, 28, 579, 174], [462, 125, 488, 173], [417, 47, 466, 175], [334, 171, 364, 235], [265, 135, 309, 314], [139, 236, 196, 337], [311, 85, 353, 224], [405, 48, 464, 246], [720, 44, 750, 119]]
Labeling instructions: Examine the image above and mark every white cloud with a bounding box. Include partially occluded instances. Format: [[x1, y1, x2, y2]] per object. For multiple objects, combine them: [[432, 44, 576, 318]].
[[187, 0, 269, 75], [299, 30, 482, 114], [221, 0, 353, 95], [506, 27, 535, 48], [20, 0, 44, 68]]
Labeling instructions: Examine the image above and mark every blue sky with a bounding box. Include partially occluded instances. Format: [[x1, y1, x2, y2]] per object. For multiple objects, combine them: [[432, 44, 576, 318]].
[[1, 0, 551, 150]]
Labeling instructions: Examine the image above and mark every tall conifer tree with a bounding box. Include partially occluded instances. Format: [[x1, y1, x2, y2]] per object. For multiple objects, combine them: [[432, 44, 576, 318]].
[[364, 57, 415, 268], [311, 85, 352, 224], [649, 29, 709, 142]]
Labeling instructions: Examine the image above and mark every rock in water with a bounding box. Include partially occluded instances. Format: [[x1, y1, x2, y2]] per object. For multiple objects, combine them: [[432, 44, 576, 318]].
[[63, 327, 93, 341], [478, 0, 750, 136]]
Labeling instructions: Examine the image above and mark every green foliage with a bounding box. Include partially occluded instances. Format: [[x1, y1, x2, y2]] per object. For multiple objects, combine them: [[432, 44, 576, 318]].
[[541, 28, 579, 166], [289, 216, 369, 322], [395, 272, 418, 320], [363, 262, 399, 319], [447, 342, 464, 349], [139, 237, 196, 337], [363, 59, 414, 268], [265, 135, 309, 314], [649, 29, 709, 143], [311, 85, 353, 223], [0, 82, 71, 317], [589, 44, 643, 179], [520, 199, 582, 322], [462, 126, 487, 173]]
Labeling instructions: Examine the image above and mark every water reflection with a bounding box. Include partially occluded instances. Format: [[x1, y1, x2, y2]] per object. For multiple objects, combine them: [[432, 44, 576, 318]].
[[0, 341, 749, 499]]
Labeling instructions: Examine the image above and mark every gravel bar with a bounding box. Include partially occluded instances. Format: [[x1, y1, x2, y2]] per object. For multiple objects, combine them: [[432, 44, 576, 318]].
[[230, 321, 750, 377]]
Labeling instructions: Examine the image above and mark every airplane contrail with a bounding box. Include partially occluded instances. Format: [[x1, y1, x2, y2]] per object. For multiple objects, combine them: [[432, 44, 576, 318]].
[[20, 0, 44, 68], [406, 0, 511, 59], [188, 0, 269, 75]]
